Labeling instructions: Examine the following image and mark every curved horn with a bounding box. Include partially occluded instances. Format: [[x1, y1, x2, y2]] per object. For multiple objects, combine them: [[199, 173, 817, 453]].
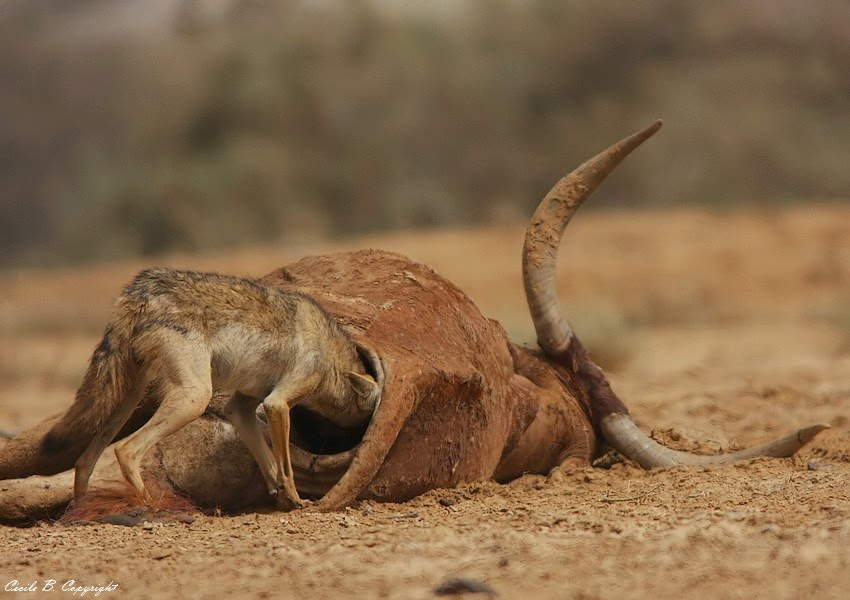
[[602, 413, 829, 468], [522, 120, 662, 356], [522, 121, 829, 468]]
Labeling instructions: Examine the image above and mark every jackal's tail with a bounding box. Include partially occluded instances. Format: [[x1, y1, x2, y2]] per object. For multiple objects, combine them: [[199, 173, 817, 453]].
[[37, 325, 139, 472]]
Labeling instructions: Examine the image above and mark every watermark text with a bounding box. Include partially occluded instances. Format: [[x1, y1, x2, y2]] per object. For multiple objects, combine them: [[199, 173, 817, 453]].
[[5, 580, 119, 597]]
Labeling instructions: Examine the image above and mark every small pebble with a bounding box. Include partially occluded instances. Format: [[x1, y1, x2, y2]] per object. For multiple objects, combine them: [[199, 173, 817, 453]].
[[434, 577, 496, 596]]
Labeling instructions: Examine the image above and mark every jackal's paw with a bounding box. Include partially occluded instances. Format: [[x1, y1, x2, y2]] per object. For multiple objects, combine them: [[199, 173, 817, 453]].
[[273, 485, 311, 511], [275, 493, 311, 512]]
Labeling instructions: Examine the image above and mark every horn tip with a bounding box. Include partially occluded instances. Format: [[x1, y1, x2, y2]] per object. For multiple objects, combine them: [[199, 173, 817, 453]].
[[644, 119, 663, 136], [799, 423, 831, 443]]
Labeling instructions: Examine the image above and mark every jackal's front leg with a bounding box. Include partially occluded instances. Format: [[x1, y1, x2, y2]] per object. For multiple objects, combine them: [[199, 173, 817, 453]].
[[222, 392, 280, 496], [263, 374, 321, 511], [265, 404, 302, 510]]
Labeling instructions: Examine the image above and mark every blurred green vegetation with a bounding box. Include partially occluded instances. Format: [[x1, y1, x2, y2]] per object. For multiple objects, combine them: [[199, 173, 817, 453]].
[[1, 0, 849, 267]]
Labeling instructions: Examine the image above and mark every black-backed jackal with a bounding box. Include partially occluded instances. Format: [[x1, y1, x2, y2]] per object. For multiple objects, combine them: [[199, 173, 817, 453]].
[[43, 268, 380, 509]]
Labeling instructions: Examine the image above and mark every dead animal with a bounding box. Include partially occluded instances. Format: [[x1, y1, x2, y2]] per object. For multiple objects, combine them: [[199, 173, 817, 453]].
[[0, 120, 828, 522]]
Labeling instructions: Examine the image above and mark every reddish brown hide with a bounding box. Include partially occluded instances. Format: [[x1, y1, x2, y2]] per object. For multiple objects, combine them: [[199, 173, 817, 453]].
[[265, 250, 595, 509]]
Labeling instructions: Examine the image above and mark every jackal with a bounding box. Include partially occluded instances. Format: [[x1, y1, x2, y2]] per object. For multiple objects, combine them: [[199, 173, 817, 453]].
[[42, 267, 380, 509]]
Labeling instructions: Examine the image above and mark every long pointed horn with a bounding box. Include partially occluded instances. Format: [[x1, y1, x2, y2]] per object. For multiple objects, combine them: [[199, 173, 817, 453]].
[[602, 413, 829, 468], [522, 120, 662, 356], [522, 121, 829, 468]]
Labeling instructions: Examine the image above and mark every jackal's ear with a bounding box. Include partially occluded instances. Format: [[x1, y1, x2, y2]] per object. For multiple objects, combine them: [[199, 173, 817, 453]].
[[347, 372, 378, 396], [346, 372, 380, 412]]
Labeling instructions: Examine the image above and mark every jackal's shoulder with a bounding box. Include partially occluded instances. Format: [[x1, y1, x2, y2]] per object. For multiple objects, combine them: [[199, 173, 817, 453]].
[[122, 267, 267, 302]]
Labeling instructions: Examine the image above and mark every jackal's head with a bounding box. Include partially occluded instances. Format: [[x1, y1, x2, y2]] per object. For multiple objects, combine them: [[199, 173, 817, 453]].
[[303, 344, 383, 430]]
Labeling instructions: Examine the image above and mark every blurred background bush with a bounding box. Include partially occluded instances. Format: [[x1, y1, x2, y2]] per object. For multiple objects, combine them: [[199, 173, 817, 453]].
[[1, 0, 848, 268]]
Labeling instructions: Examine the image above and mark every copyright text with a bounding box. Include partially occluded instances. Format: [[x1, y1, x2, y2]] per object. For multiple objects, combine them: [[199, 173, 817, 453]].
[[5, 580, 119, 597]]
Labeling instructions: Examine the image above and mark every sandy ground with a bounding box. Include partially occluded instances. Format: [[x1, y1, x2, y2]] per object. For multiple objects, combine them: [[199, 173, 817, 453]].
[[1, 205, 849, 599]]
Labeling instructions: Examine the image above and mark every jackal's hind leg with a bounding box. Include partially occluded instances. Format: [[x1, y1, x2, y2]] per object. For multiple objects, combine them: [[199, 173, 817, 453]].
[[113, 345, 213, 496], [74, 380, 145, 503], [222, 392, 279, 494], [263, 373, 322, 510]]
